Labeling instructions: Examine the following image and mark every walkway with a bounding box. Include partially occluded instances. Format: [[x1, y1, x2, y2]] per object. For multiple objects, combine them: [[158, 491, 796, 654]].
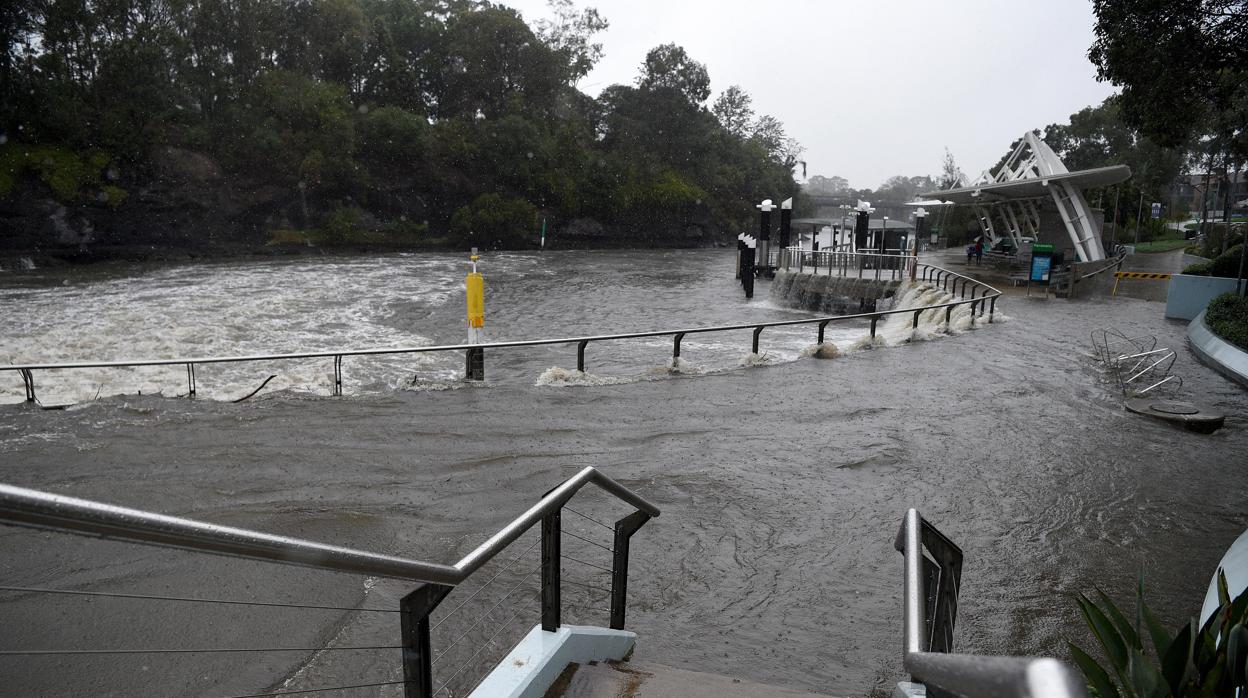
[[1110, 249, 1186, 302]]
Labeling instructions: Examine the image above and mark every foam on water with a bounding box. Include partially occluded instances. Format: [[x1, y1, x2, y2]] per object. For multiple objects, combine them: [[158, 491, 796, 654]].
[[534, 367, 630, 387], [800, 343, 841, 360], [1, 256, 460, 404], [1, 252, 999, 403], [738, 352, 774, 367]]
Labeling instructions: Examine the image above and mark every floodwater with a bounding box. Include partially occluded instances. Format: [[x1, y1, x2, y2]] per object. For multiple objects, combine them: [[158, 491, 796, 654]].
[[0, 250, 1245, 697]]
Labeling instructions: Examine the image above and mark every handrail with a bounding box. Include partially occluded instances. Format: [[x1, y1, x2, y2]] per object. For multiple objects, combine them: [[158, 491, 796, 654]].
[[0, 466, 659, 585], [4, 261, 1002, 402], [895, 509, 1086, 698]]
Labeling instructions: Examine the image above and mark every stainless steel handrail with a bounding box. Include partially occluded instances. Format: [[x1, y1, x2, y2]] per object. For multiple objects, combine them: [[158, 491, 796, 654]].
[[0, 466, 659, 585], [1, 268, 1000, 374], [897, 509, 1086, 698], [3, 261, 1002, 403]]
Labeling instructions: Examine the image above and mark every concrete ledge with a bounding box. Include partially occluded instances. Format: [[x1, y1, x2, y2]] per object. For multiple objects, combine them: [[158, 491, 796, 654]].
[[468, 624, 636, 698], [1188, 310, 1248, 389], [1166, 274, 1240, 320]]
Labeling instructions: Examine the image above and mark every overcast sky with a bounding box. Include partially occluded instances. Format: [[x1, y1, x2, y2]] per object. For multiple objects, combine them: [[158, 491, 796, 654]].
[[503, 0, 1119, 190]]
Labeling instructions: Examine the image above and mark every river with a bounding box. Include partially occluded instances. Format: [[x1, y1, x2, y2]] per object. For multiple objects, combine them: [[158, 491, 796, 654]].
[[0, 250, 1245, 697]]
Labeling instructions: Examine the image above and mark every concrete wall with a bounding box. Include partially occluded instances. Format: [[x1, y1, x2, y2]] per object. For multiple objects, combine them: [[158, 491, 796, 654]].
[[1165, 274, 1242, 320]]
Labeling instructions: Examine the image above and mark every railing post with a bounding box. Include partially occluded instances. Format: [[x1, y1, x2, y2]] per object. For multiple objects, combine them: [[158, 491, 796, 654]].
[[817, 320, 830, 344], [20, 369, 36, 403], [185, 363, 196, 398], [610, 511, 652, 630], [400, 583, 453, 698], [989, 296, 997, 323], [672, 333, 685, 362], [945, 305, 953, 326], [577, 340, 589, 372], [912, 310, 921, 329], [870, 317, 878, 339], [333, 355, 343, 396], [541, 510, 561, 632], [752, 327, 763, 354], [798, 251, 804, 273]]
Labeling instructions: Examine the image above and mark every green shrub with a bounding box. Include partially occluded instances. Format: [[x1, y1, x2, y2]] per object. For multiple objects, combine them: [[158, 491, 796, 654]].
[[1205, 292, 1248, 351], [1183, 244, 1244, 277], [1183, 260, 1214, 275], [0, 143, 114, 202], [450, 193, 537, 247], [324, 204, 366, 243], [1070, 572, 1248, 697]]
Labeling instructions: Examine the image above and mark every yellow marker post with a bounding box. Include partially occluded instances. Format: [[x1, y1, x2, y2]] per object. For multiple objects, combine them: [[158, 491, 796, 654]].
[[465, 249, 485, 380]]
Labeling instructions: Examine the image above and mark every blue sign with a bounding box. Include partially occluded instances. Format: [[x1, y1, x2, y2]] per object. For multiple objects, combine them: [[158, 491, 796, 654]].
[[1030, 254, 1052, 283]]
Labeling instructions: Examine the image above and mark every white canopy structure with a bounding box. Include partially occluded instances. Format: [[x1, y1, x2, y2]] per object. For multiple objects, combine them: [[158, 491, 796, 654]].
[[920, 131, 1131, 262]]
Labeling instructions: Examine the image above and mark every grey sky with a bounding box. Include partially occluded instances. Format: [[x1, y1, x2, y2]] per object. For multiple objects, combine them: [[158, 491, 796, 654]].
[[504, 0, 1118, 191]]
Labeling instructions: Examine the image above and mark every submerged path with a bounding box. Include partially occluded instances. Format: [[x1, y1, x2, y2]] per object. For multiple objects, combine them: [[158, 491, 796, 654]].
[[0, 292, 1245, 696]]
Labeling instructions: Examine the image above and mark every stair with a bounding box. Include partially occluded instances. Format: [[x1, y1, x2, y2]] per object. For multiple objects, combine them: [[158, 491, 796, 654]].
[[547, 660, 835, 698]]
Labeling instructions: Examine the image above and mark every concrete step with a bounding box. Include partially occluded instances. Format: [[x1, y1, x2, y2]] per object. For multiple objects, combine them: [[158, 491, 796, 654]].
[[547, 660, 835, 698]]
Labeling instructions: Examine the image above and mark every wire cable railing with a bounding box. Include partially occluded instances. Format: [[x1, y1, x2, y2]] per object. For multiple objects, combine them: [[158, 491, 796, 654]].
[[3, 260, 1001, 405], [894, 509, 1087, 698], [0, 466, 659, 697]]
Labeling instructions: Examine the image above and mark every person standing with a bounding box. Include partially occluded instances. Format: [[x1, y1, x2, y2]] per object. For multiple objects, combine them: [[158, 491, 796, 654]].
[[974, 238, 984, 265]]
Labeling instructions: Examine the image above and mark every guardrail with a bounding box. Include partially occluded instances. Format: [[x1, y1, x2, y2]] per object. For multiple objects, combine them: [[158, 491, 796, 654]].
[[782, 248, 911, 281], [0, 467, 659, 697], [3, 261, 1001, 405], [895, 509, 1087, 698]]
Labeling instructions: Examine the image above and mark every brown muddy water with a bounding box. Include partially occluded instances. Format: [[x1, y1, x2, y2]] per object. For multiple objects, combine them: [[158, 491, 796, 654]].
[[0, 250, 1245, 697]]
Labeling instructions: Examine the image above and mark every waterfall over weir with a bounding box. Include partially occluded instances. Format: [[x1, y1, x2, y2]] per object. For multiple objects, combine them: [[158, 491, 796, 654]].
[[772, 270, 988, 349], [770, 271, 900, 314]]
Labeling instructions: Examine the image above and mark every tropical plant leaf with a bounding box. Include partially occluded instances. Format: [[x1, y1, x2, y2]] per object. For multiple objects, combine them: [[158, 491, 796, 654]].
[[1080, 593, 1130, 673], [1097, 586, 1143, 650], [1127, 646, 1169, 698], [1069, 641, 1123, 698], [1140, 598, 1173, 661], [1160, 620, 1194, 697], [1228, 623, 1247, 688]]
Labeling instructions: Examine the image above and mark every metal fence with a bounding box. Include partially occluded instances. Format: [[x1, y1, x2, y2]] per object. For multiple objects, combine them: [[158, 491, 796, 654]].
[[3, 262, 1002, 405], [781, 247, 912, 281], [0, 467, 659, 697], [895, 509, 1087, 698]]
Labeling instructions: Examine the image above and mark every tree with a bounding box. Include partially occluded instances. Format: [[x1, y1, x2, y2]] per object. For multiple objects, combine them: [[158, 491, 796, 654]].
[[636, 44, 710, 104], [712, 85, 754, 138], [1089, 0, 1247, 159], [805, 175, 849, 195], [751, 114, 803, 169], [938, 148, 964, 189], [534, 0, 608, 84]]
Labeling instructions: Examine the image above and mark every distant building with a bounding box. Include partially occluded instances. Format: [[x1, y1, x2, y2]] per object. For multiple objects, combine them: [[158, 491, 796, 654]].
[[1170, 170, 1247, 218]]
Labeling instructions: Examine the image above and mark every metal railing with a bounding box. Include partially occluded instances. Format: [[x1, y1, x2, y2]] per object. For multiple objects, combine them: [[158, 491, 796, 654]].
[[3, 261, 1002, 405], [895, 509, 1087, 698], [782, 247, 912, 281], [0, 466, 659, 697]]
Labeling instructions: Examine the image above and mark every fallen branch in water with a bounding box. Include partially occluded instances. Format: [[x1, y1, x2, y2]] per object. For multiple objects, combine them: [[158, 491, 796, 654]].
[[233, 375, 277, 403]]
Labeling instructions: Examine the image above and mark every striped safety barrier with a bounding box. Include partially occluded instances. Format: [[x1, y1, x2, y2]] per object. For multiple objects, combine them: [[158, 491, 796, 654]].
[[1112, 271, 1172, 296]]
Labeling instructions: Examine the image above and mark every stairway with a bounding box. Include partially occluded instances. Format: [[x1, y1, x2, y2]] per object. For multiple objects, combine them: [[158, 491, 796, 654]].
[[548, 660, 835, 698]]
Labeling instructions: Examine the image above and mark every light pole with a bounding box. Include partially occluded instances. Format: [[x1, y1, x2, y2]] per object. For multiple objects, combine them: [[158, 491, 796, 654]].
[[912, 208, 928, 281]]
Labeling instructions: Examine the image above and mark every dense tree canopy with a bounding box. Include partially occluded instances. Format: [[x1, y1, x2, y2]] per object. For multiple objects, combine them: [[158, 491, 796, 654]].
[[0, 0, 800, 249], [1089, 0, 1247, 159]]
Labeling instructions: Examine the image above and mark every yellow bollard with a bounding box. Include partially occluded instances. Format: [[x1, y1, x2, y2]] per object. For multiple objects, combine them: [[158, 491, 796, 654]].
[[465, 250, 485, 379]]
